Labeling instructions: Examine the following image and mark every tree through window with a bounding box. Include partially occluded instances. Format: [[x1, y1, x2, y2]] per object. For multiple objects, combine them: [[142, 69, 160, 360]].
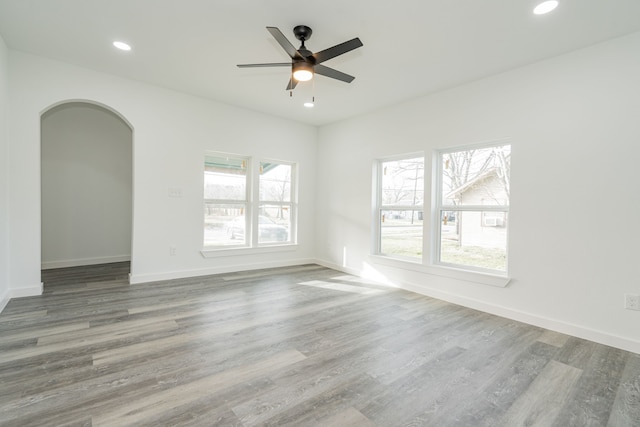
[[437, 143, 511, 273], [376, 155, 425, 259], [258, 162, 294, 244]]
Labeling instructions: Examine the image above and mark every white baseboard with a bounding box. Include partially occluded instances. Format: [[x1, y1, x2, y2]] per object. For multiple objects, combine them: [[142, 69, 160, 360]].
[[129, 258, 316, 284], [0, 282, 44, 313], [11, 282, 44, 298], [397, 279, 640, 355], [314, 259, 363, 277], [0, 289, 9, 314], [0, 282, 44, 314], [314, 258, 640, 355], [41, 255, 131, 270]]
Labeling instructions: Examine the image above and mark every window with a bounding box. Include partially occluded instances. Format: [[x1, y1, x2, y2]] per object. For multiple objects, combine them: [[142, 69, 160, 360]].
[[204, 154, 249, 247], [436, 143, 511, 273], [258, 162, 294, 244], [375, 155, 425, 260], [203, 153, 296, 249]]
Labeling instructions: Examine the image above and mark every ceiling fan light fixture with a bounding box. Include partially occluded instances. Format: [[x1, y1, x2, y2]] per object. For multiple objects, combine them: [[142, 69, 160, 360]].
[[533, 1, 559, 15], [292, 62, 313, 82]]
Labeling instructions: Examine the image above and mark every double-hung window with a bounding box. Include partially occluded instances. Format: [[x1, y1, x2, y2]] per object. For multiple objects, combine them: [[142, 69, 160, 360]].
[[375, 155, 425, 260], [204, 154, 250, 247], [258, 161, 295, 245], [203, 153, 296, 249], [435, 143, 511, 273]]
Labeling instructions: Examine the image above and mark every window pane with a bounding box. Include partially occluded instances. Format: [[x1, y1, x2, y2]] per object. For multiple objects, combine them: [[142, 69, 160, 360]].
[[260, 162, 292, 202], [380, 209, 423, 259], [204, 203, 246, 246], [381, 158, 424, 207], [204, 155, 247, 200], [258, 204, 290, 244], [440, 210, 507, 271], [442, 145, 510, 206]]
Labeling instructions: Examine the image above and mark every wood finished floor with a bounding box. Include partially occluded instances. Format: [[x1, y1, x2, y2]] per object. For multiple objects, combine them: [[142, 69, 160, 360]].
[[1, 263, 639, 426]]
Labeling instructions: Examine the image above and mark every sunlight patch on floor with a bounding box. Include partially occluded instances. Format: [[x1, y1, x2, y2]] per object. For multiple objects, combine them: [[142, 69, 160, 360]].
[[298, 280, 386, 295]]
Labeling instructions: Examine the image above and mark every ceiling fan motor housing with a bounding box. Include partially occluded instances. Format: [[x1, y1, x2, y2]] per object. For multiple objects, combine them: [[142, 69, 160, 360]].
[[293, 25, 312, 42]]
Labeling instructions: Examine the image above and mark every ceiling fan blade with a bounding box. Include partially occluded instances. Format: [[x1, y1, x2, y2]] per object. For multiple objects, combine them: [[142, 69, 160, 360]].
[[237, 63, 291, 68], [312, 38, 363, 64], [286, 78, 298, 91], [267, 27, 303, 60], [314, 64, 355, 83]]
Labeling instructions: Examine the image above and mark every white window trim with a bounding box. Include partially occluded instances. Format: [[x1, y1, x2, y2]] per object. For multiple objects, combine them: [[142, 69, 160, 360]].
[[201, 243, 298, 258], [369, 254, 511, 287], [203, 152, 251, 248], [203, 152, 298, 250], [369, 143, 512, 287], [373, 152, 425, 260], [258, 159, 298, 246], [432, 140, 511, 276]]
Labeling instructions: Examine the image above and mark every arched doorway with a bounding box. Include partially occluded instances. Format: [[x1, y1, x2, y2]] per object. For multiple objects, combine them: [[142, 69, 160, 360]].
[[40, 101, 133, 279]]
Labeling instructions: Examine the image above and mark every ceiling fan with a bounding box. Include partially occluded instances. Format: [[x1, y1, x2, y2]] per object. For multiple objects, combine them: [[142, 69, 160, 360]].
[[237, 25, 363, 90]]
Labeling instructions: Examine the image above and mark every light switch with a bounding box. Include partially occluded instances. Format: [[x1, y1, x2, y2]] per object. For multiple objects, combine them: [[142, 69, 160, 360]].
[[168, 187, 183, 198]]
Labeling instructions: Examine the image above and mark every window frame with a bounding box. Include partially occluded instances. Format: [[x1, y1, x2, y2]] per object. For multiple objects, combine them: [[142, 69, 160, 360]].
[[203, 153, 251, 248], [202, 152, 297, 252], [257, 159, 298, 246], [433, 141, 511, 275], [373, 153, 425, 262]]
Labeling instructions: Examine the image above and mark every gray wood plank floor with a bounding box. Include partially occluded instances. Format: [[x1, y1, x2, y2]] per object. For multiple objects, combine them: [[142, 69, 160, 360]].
[[1, 262, 639, 426]]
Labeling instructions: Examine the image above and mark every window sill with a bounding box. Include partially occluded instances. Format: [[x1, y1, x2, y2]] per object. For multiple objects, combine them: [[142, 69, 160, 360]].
[[201, 244, 298, 258], [369, 255, 511, 288]]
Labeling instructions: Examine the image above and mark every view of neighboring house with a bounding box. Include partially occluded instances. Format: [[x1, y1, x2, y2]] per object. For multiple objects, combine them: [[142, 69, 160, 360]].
[[443, 168, 508, 250]]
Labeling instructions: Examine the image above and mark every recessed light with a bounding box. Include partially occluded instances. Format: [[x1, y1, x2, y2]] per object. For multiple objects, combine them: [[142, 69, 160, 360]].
[[533, 1, 558, 15], [113, 41, 132, 51], [303, 102, 314, 108]]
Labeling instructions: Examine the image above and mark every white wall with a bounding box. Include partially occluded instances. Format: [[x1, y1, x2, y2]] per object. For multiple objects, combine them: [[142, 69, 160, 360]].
[[7, 51, 317, 291], [0, 34, 9, 310], [316, 32, 640, 353], [5, 30, 639, 354], [41, 102, 133, 268]]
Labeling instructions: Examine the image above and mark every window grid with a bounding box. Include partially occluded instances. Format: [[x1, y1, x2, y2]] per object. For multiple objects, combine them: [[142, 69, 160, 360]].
[[203, 154, 251, 247], [203, 153, 297, 248], [375, 155, 425, 260], [435, 143, 511, 274], [258, 161, 296, 245]]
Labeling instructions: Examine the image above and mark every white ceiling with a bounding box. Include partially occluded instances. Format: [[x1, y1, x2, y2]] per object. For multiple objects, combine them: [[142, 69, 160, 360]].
[[1, 0, 639, 126]]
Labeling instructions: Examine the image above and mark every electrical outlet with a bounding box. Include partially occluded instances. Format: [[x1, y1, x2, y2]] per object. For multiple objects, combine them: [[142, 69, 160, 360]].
[[624, 294, 640, 311], [169, 246, 177, 256]]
